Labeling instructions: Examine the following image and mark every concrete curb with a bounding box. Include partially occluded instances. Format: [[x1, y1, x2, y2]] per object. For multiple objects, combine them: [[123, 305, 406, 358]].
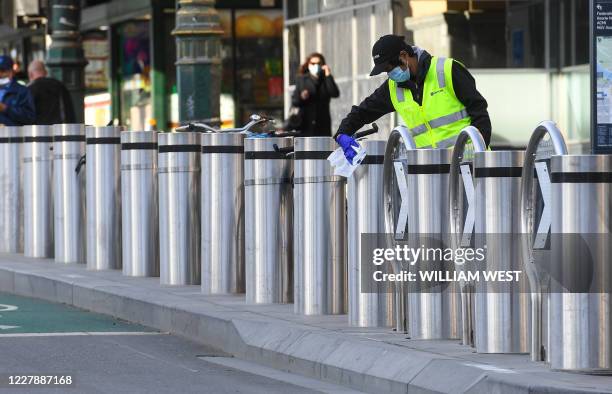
[[0, 255, 610, 394]]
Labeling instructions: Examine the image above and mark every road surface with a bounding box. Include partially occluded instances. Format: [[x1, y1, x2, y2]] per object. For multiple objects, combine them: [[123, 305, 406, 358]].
[[0, 293, 359, 394]]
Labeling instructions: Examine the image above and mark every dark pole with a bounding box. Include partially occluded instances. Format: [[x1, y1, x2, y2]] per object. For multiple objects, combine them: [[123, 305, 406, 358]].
[[46, 0, 88, 123], [173, 0, 223, 126]]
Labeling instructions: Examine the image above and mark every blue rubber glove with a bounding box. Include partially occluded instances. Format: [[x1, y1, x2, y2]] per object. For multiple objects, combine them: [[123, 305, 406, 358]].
[[336, 134, 359, 164]]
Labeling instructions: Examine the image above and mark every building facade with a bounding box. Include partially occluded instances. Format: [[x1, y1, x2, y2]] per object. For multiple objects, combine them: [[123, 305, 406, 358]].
[[0, 0, 592, 147], [283, 0, 590, 148], [0, 0, 284, 130]]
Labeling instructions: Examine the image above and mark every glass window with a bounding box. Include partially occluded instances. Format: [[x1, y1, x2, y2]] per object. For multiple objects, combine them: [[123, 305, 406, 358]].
[[288, 24, 301, 85], [286, 0, 299, 19], [356, 7, 373, 75], [549, 0, 589, 68], [321, 0, 354, 12], [83, 30, 110, 92], [220, 9, 284, 127], [117, 20, 151, 130], [320, 13, 352, 79], [404, 0, 588, 69], [300, 0, 320, 17], [505, 0, 546, 68]]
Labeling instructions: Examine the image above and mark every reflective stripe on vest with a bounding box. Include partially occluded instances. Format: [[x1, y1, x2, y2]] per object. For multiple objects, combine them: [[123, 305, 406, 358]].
[[436, 57, 446, 88], [428, 108, 468, 128], [389, 56, 471, 149], [435, 134, 461, 149]]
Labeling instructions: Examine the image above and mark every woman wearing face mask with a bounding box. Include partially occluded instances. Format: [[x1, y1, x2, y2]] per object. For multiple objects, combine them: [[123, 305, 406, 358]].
[[290, 53, 340, 136], [334, 35, 491, 164]]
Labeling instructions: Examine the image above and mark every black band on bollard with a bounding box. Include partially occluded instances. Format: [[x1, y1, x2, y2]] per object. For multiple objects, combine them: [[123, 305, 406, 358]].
[[24, 136, 53, 143], [361, 155, 385, 165], [0, 137, 24, 143], [121, 142, 158, 150], [159, 145, 201, 153], [551, 172, 612, 183], [245, 151, 291, 160], [406, 164, 451, 174], [54, 135, 86, 142], [293, 151, 332, 160], [87, 137, 121, 145], [201, 146, 244, 154], [474, 167, 523, 178]]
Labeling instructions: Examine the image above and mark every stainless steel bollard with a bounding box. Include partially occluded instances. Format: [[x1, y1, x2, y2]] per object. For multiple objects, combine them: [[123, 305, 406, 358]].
[[348, 140, 392, 327], [121, 131, 159, 277], [449, 127, 487, 346], [53, 124, 86, 263], [294, 137, 346, 315], [520, 121, 568, 362], [473, 150, 530, 353], [22, 125, 53, 258], [159, 132, 201, 285], [0, 126, 23, 253], [201, 133, 245, 294], [383, 126, 417, 333], [549, 154, 612, 373], [245, 137, 293, 304], [405, 148, 461, 339], [86, 126, 123, 270]]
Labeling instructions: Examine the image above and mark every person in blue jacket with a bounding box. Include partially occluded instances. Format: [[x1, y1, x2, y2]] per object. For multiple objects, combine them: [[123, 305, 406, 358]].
[[0, 56, 35, 126]]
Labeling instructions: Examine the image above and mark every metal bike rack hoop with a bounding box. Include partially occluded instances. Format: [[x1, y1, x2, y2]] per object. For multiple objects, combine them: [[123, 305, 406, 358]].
[[449, 126, 487, 251], [382, 125, 416, 333], [448, 126, 486, 347], [519, 120, 567, 362]]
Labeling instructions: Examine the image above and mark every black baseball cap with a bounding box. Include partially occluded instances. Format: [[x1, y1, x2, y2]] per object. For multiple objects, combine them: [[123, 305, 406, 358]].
[[370, 35, 412, 76]]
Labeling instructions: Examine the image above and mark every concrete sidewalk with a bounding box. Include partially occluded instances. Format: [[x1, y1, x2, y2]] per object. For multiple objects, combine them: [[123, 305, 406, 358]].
[[0, 253, 610, 394]]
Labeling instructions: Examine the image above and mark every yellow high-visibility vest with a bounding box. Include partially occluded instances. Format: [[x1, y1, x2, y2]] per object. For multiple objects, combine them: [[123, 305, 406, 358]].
[[389, 56, 471, 148]]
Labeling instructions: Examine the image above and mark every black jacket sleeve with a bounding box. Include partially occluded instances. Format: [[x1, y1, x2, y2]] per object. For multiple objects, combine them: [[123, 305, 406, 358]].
[[291, 76, 319, 107], [321, 75, 340, 98], [291, 78, 304, 107], [451, 61, 492, 146], [335, 81, 394, 138]]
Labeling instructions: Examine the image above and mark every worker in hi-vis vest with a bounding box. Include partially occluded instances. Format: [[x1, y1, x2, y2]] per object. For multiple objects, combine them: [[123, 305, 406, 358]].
[[335, 35, 491, 163]]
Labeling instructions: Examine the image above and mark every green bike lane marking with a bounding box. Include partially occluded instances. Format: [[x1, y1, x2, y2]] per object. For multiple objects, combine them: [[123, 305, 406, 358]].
[[0, 293, 155, 334]]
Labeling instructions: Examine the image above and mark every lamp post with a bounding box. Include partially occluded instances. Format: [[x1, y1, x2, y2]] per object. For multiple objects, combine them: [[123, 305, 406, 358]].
[[46, 0, 87, 123], [173, 0, 223, 125]]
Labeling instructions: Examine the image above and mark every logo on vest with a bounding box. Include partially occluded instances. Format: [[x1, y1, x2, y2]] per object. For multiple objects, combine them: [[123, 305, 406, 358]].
[[430, 89, 444, 97]]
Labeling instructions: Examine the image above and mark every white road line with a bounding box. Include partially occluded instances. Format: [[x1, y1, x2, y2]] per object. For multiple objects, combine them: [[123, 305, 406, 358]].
[[114, 342, 200, 373], [0, 304, 18, 312], [462, 362, 516, 374], [0, 331, 165, 338], [199, 356, 367, 394], [0, 303, 18, 318]]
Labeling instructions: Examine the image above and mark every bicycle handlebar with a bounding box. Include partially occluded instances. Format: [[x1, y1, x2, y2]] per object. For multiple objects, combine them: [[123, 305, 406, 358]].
[[353, 123, 379, 139], [176, 114, 275, 134], [273, 144, 294, 154]]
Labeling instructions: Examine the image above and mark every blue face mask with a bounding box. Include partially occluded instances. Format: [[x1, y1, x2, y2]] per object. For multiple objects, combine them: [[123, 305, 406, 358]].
[[388, 66, 410, 83]]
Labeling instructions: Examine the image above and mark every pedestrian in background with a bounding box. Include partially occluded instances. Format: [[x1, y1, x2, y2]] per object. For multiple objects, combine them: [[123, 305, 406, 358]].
[[290, 53, 339, 136], [28, 60, 75, 125], [0, 55, 35, 126]]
